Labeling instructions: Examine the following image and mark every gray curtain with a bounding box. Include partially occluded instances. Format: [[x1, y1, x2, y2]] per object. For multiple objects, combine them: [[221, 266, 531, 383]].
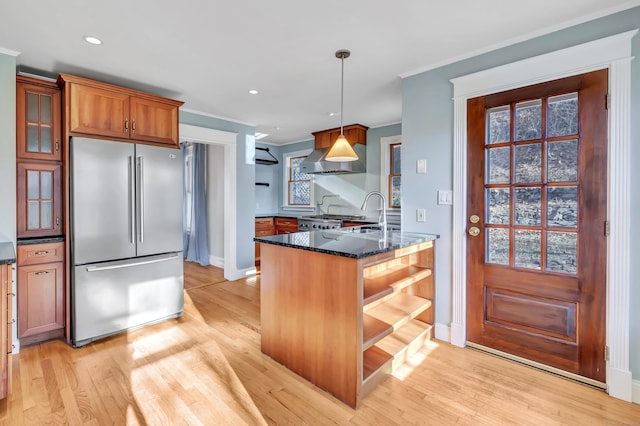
[[183, 142, 210, 265]]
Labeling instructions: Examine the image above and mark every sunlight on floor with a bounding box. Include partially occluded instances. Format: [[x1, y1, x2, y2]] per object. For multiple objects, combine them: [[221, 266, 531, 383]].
[[393, 339, 440, 381]]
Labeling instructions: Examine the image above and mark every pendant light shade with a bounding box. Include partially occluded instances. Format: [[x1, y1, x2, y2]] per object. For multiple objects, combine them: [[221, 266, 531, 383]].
[[326, 49, 358, 162]]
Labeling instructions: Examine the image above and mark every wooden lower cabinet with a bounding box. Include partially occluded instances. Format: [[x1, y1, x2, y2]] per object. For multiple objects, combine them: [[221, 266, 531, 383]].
[[0, 263, 13, 399], [17, 242, 65, 345], [275, 217, 298, 235], [260, 239, 435, 408], [255, 217, 275, 266]]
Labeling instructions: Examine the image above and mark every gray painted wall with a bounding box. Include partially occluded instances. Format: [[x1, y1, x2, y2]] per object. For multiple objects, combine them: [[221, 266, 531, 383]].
[[402, 7, 640, 379], [180, 111, 256, 271], [206, 144, 225, 260], [0, 53, 16, 243], [0, 52, 17, 351], [255, 142, 282, 214], [272, 124, 402, 217]]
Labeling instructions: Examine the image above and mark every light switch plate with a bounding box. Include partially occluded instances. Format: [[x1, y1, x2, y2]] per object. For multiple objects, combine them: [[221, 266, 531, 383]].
[[416, 208, 426, 222], [438, 190, 453, 205], [416, 159, 427, 174]]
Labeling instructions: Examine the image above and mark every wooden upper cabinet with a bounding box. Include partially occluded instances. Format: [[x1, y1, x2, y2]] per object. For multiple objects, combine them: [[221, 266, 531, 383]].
[[68, 83, 130, 139], [16, 76, 61, 161], [312, 123, 368, 149], [57, 73, 184, 147], [130, 97, 179, 145]]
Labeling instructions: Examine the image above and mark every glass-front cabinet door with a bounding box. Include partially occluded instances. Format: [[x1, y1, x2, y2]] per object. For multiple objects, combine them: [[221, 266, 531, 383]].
[[17, 162, 62, 238], [16, 77, 61, 161]]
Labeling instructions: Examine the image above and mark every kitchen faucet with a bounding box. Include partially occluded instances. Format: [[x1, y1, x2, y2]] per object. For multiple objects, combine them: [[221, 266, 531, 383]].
[[361, 191, 387, 240]]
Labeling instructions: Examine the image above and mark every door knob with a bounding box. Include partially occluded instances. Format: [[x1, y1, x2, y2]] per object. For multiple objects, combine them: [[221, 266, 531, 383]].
[[468, 226, 480, 237], [469, 214, 480, 224]]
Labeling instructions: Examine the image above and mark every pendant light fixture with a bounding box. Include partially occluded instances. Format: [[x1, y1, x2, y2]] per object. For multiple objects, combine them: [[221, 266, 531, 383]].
[[326, 49, 359, 162]]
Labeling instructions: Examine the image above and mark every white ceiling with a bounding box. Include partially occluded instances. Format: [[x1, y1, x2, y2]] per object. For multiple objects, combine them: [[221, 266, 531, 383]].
[[1, 0, 638, 145]]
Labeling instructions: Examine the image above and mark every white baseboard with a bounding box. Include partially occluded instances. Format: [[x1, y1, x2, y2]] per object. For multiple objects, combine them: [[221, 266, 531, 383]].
[[208, 255, 224, 269], [434, 323, 451, 342], [607, 365, 634, 402], [450, 323, 466, 348], [633, 379, 640, 404], [225, 266, 256, 281]]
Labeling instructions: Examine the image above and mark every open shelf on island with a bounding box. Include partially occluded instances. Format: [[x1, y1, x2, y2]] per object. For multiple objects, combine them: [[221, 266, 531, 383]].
[[363, 345, 393, 382], [375, 319, 433, 371], [364, 294, 432, 329], [363, 264, 432, 307], [363, 314, 392, 351]]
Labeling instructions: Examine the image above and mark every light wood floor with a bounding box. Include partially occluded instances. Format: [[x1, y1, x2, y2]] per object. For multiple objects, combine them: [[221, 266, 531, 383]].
[[1, 261, 638, 425]]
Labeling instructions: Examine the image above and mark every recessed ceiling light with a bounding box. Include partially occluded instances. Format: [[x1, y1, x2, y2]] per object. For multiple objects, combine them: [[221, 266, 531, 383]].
[[328, 112, 340, 117], [84, 36, 103, 45], [248, 89, 259, 95]]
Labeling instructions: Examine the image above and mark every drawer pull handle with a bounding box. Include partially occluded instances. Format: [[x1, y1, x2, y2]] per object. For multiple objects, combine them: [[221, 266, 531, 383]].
[[34, 271, 49, 276], [8, 319, 14, 324], [34, 251, 50, 255]]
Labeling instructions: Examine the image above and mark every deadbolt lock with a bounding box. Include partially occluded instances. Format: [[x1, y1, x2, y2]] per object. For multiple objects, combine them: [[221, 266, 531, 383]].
[[468, 226, 480, 237], [469, 214, 480, 224]]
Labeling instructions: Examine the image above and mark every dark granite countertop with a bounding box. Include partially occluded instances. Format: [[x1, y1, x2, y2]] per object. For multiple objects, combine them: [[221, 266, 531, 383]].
[[0, 242, 16, 265], [256, 213, 306, 219], [17, 236, 65, 245], [254, 229, 438, 259]]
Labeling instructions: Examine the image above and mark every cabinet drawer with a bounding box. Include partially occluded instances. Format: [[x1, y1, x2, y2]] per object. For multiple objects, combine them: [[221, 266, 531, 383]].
[[275, 217, 297, 227], [17, 242, 64, 266], [256, 229, 274, 237], [255, 217, 274, 229]]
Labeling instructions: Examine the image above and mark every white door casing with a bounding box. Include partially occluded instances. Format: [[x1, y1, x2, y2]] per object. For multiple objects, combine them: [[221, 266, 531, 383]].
[[449, 29, 637, 402], [179, 123, 244, 281]]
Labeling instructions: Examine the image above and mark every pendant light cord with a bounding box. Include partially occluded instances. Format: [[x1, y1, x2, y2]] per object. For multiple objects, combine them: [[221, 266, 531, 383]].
[[340, 54, 345, 136]]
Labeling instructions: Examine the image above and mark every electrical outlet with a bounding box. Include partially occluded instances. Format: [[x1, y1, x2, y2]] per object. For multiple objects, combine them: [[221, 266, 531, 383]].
[[416, 159, 427, 174], [416, 208, 426, 222]]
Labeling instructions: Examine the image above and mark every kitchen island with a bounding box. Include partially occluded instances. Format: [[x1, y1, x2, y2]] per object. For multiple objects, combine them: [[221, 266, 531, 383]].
[[255, 228, 438, 408]]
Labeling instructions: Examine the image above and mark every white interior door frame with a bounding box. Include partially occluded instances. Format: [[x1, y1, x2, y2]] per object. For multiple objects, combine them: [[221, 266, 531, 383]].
[[179, 123, 239, 281], [449, 29, 637, 402]]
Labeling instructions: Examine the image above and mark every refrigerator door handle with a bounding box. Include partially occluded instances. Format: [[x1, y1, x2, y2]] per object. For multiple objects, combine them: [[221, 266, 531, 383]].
[[138, 155, 145, 243], [85, 254, 180, 272], [128, 155, 135, 244]]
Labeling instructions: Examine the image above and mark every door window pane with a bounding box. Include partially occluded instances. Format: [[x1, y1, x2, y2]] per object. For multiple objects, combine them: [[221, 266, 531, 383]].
[[41, 201, 52, 229], [486, 188, 510, 224], [40, 94, 52, 124], [515, 143, 542, 183], [27, 171, 40, 199], [546, 231, 577, 274], [486, 147, 510, 184], [486, 228, 509, 265], [514, 230, 541, 270], [547, 93, 578, 138], [27, 124, 39, 152], [515, 99, 542, 141], [27, 93, 38, 122], [41, 126, 52, 153], [515, 187, 541, 226], [27, 201, 40, 229], [547, 186, 578, 228], [487, 106, 510, 144], [547, 140, 578, 182]]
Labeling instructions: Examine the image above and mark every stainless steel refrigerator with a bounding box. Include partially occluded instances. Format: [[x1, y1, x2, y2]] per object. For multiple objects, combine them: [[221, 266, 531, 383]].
[[70, 136, 184, 347]]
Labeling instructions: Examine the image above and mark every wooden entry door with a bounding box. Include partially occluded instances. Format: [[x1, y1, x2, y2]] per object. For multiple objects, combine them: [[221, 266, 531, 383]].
[[466, 70, 608, 383]]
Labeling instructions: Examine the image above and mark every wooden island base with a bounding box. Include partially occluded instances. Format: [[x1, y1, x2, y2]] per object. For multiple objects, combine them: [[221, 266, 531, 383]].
[[259, 236, 435, 408]]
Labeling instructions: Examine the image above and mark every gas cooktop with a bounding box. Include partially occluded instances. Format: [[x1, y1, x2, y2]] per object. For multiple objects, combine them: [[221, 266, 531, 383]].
[[300, 214, 366, 221]]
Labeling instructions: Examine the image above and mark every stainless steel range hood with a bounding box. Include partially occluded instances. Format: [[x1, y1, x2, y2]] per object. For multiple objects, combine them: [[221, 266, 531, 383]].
[[299, 143, 366, 174]]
